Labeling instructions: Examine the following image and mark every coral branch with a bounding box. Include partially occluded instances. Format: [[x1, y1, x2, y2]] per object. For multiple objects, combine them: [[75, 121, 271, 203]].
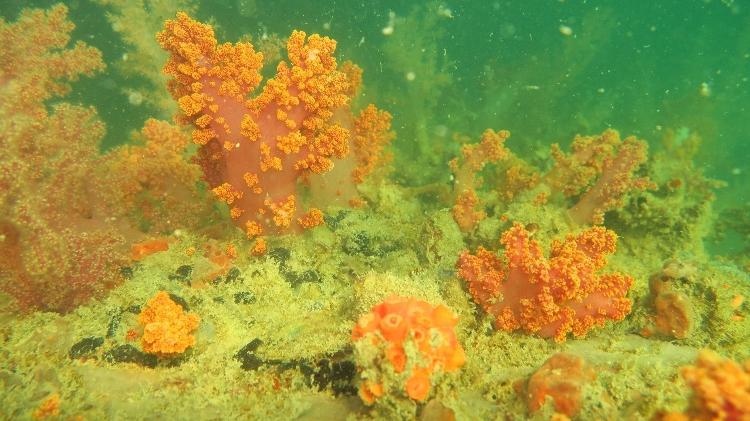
[[99, 118, 216, 233], [0, 5, 127, 313], [157, 13, 392, 237], [662, 350, 750, 421], [549, 129, 655, 225], [450, 129, 511, 231], [457, 222, 633, 342]]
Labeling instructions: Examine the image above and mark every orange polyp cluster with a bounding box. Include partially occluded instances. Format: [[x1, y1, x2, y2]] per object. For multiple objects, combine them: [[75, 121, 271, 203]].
[[457, 222, 633, 342], [138, 291, 200, 355], [450, 129, 511, 232], [663, 350, 750, 421], [351, 104, 395, 183], [352, 297, 466, 404], [549, 129, 655, 225], [157, 12, 393, 239], [297, 208, 325, 229]]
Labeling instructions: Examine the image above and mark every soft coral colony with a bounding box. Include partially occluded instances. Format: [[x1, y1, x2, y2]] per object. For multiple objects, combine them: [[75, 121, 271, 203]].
[[157, 12, 393, 253], [457, 223, 633, 342], [3, 3, 748, 420]]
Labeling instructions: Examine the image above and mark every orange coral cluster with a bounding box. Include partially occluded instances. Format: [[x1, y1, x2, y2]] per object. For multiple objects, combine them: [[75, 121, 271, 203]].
[[549, 129, 655, 225], [99, 118, 216, 234], [157, 13, 393, 242], [0, 5, 129, 313], [139, 291, 200, 355], [457, 222, 633, 342], [448, 129, 653, 233], [352, 297, 465, 404], [449, 129, 511, 231], [662, 350, 750, 421], [32, 393, 61, 420], [525, 353, 596, 417]]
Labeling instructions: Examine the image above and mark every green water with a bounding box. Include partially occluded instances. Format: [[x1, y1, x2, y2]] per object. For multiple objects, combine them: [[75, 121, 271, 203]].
[[5, 1, 748, 179], [5, 0, 748, 208]]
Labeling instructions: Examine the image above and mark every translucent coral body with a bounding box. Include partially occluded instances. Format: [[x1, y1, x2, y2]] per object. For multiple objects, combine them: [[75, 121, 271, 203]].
[[0, 5, 125, 312], [549, 129, 654, 225], [157, 13, 392, 238], [352, 297, 465, 404], [457, 222, 633, 342], [139, 291, 200, 355]]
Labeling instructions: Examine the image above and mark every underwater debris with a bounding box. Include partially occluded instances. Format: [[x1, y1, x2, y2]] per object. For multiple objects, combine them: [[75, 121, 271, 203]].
[[307, 358, 358, 396], [266, 246, 322, 287], [352, 296, 465, 404], [234, 339, 358, 396], [224, 267, 244, 283], [168, 264, 194, 284], [119, 266, 135, 280], [235, 339, 265, 371], [233, 291, 256, 305], [323, 210, 349, 230], [457, 222, 633, 342], [341, 230, 400, 258]]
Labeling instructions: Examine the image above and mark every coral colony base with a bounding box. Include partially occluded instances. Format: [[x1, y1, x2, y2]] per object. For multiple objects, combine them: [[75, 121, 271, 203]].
[[1, 4, 749, 421]]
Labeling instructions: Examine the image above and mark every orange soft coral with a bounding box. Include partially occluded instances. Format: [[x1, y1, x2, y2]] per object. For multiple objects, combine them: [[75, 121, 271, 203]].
[[157, 13, 392, 238], [449, 129, 511, 231], [663, 350, 750, 421], [457, 222, 633, 342], [526, 353, 596, 417], [99, 118, 216, 234], [548, 129, 654, 225], [0, 5, 128, 313], [352, 296, 465, 404], [139, 291, 200, 355]]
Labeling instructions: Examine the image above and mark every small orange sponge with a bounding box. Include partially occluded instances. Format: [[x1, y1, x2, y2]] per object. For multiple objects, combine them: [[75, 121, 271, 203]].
[[139, 291, 200, 355], [352, 296, 465, 404]]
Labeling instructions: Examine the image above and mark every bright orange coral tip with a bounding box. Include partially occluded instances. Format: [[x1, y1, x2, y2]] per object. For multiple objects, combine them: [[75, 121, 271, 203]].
[[138, 291, 200, 355]]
